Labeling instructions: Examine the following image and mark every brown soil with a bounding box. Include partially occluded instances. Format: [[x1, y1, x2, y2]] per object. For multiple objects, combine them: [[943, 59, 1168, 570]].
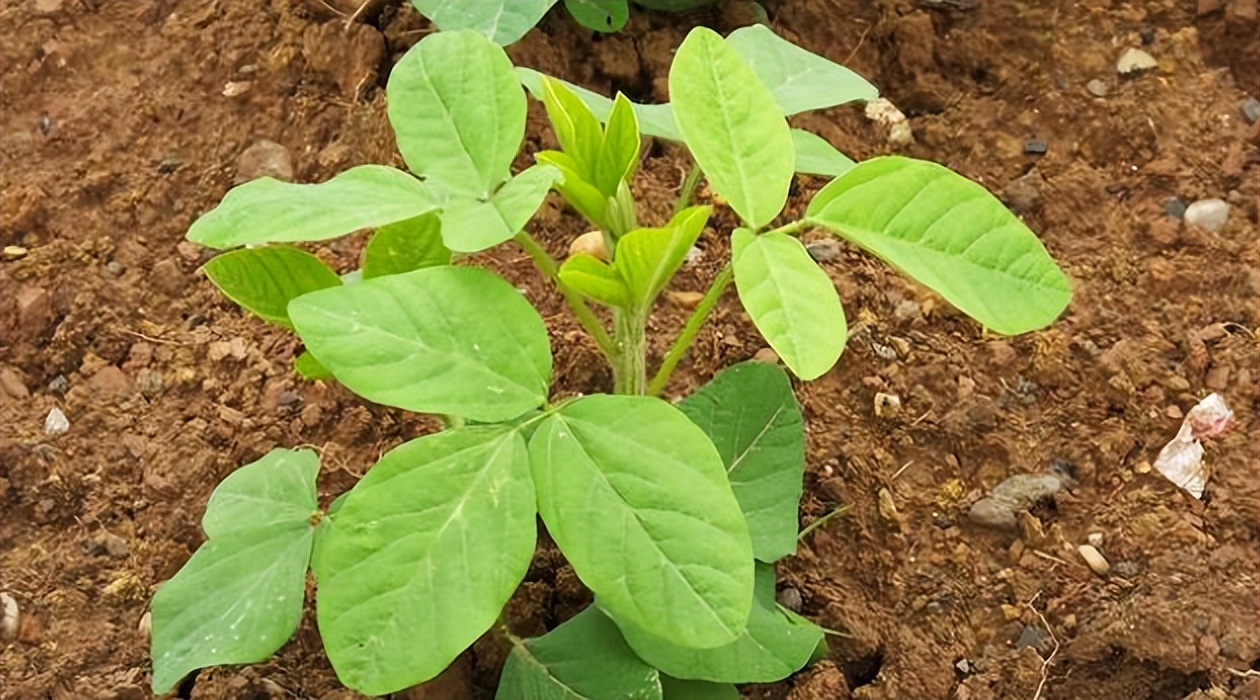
[[2, 1, 1258, 699]]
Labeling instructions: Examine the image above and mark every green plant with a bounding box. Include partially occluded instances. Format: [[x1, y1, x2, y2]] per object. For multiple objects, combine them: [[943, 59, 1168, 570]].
[[150, 26, 1069, 698]]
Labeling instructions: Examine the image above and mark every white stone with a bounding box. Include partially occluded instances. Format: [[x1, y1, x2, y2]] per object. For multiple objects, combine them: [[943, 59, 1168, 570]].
[[1183, 198, 1229, 233], [1078, 544, 1110, 576], [1116, 48, 1157, 75], [44, 407, 69, 436]]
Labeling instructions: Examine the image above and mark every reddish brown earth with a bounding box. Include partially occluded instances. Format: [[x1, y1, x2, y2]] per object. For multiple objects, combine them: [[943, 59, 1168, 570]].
[[2, 1, 1258, 699]]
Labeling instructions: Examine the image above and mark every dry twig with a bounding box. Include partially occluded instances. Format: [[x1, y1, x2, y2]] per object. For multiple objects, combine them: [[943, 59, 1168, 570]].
[[1024, 591, 1061, 700]]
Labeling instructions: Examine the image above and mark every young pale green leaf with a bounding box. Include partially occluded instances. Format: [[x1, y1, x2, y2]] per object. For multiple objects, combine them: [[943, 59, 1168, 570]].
[[439, 164, 559, 253], [411, 0, 557, 46], [593, 92, 641, 196], [362, 212, 450, 279], [670, 27, 793, 229], [732, 229, 846, 380], [726, 24, 877, 115], [791, 129, 856, 178], [537, 150, 610, 226], [559, 253, 631, 308], [315, 427, 536, 695], [617, 563, 824, 683], [563, 0, 629, 32], [541, 77, 605, 183], [660, 676, 741, 700], [151, 449, 320, 694], [678, 361, 804, 562], [530, 395, 755, 649], [614, 205, 710, 309], [201, 246, 341, 329], [387, 30, 526, 200], [496, 606, 662, 700], [294, 350, 332, 380], [202, 449, 321, 538], [288, 266, 551, 423], [805, 156, 1071, 335], [187, 166, 437, 249], [518, 68, 684, 142]]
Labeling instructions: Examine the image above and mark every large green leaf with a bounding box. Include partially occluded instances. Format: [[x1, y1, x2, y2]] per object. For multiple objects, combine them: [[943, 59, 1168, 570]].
[[564, 0, 629, 32], [387, 30, 526, 200], [518, 68, 684, 142], [559, 253, 630, 308], [678, 361, 804, 562], [791, 129, 856, 178], [530, 395, 755, 649], [614, 205, 710, 309], [362, 212, 450, 279], [187, 166, 437, 249], [410, 0, 557, 47], [315, 428, 536, 695], [439, 164, 559, 253], [294, 350, 332, 380], [732, 229, 846, 380], [726, 24, 877, 115], [661, 676, 740, 700], [151, 449, 320, 693], [805, 156, 1071, 334], [202, 246, 341, 329], [536, 150, 610, 226], [617, 563, 824, 683], [670, 27, 793, 229], [541, 77, 605, 183], [288, 266, 551, 423], [497, 606, 661, 700]]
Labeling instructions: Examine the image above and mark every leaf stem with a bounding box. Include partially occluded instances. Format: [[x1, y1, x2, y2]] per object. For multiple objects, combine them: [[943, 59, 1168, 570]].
[[673, 162, 702, 215], [765, 219, 808, 237], [514, 231, 615, 357], [798, 503, 852, 541], [647, 263, 733, 397]]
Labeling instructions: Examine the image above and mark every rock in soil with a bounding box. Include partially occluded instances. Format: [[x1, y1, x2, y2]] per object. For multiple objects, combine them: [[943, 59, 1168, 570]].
[[968, 473, 1062, 530], [236, 139, 294, 183], [806, 239, 842, 262], [1183, 198, 1229, 232], [1078, 543, 1111, 576], [44, 407, 69, 436], [1, 593, 17, 641], [1241, 97, 1260, 124], [1117, 47, 1158, 75]]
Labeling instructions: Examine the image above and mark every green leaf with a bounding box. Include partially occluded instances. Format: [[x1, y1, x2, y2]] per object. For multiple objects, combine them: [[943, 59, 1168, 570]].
[[410, 0, 557, 46], [530, 395, 755, 649], [559, 253, 630, 308], [387, 30, 526, 200], [805, 156, 1071, 335], [726, 24, 878, 115], [541, 76, 605, 184], [670, 27, 793, 228], [790, 129, 856, 178], [315, 428, 536, 695], [732, 229, 846, 381], [288, 266, 551, 423], [151, 449, 319, 693], [537, 150, 610, 226], [614, 205, 710, 309], [564, 0, 629, 32], [439, 164, 559, 253], [519, 68, 684, 142], [294, 350, 332, 380], [202, 246, 341, 329], [678, 361, 804, 562], [187, 166, 437, 249], [660, 676, 741, 700], [594, 92, 641, 195], [634, 0, 713, 9], [617, 563, 824, 683], [362, 212, 450, 279], [497, 606, 661, 700]]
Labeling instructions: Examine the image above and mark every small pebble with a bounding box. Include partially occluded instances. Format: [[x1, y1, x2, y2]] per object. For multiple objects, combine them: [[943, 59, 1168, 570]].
[[1241, 97, 1260, 125], [1164, 197, 1187, 219], [222, 80, 252, 98], [893, 299, 922, 323], [235, 139, 293, 184], [955, 659, 971, 675], [874, 392, 901, 418], [1183, 198, 1229, 233], [665, 290, 704, 308], [105, 260, 125, 276], [805, 239, 842, 262], [47, 375, 69, 395], [0, 593, 17, 641], [568, 231, 609, 261], [1139, 26, 1156, 45], [3, 245, 28, 261], [137, 611, 151, 640], [1078, 543, 1111, 576], [136, 369, 164, 398], [1085, 79, 1109, 97], [1116, 47, 1157, 75], [683, 246, 704, 266], [752, 347, 779, 364], [1023, 139, 1048, 155], [44, 407, 69, 436], [1112, 561, 1141, 579], [776, 585, 803, 612], [1087, 532, 1104, 547], [1016, 625, 1051, 651]]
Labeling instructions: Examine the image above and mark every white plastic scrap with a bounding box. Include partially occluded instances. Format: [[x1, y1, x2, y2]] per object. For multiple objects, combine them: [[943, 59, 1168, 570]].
[[1152, 393, 1236, 498], [44, 407, 69, 436]]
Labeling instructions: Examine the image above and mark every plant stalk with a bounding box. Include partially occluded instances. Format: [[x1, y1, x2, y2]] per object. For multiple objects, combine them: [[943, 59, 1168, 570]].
[[647, 263, 733, 396], [513, 231, 615, 358], [674, 163, 702, 215], [612, 308, 647, 395], [765, 219, 808, 237]]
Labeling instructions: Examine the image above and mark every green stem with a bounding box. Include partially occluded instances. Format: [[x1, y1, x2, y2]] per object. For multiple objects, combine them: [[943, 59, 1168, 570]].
[[674, 162, 702, 215], [798, 504, 851, 541], [647, 263, 733, 397], [765, 219, 808, 237], [514, 231, 615, 358], [612, 308, 647, 395]]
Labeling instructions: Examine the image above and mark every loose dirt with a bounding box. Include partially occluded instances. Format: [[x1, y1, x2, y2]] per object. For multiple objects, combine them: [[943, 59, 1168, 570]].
[[2, 1, 1257, 699]]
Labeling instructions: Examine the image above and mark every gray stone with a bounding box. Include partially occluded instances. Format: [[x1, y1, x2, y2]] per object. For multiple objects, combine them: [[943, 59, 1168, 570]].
[[1085, 79, 1109, 97], [1164, 197, 1187, 219], [1016, 625, 1051, 652], [968, 473, 1062, 531], [806, 239, 842, 262], [235, 139, 293, 184], [1116, 47, 1157, 75], [1241, 97, 1260, 125], [1183, 198, 1229, 233], [1002, 169, 1044, 213]]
